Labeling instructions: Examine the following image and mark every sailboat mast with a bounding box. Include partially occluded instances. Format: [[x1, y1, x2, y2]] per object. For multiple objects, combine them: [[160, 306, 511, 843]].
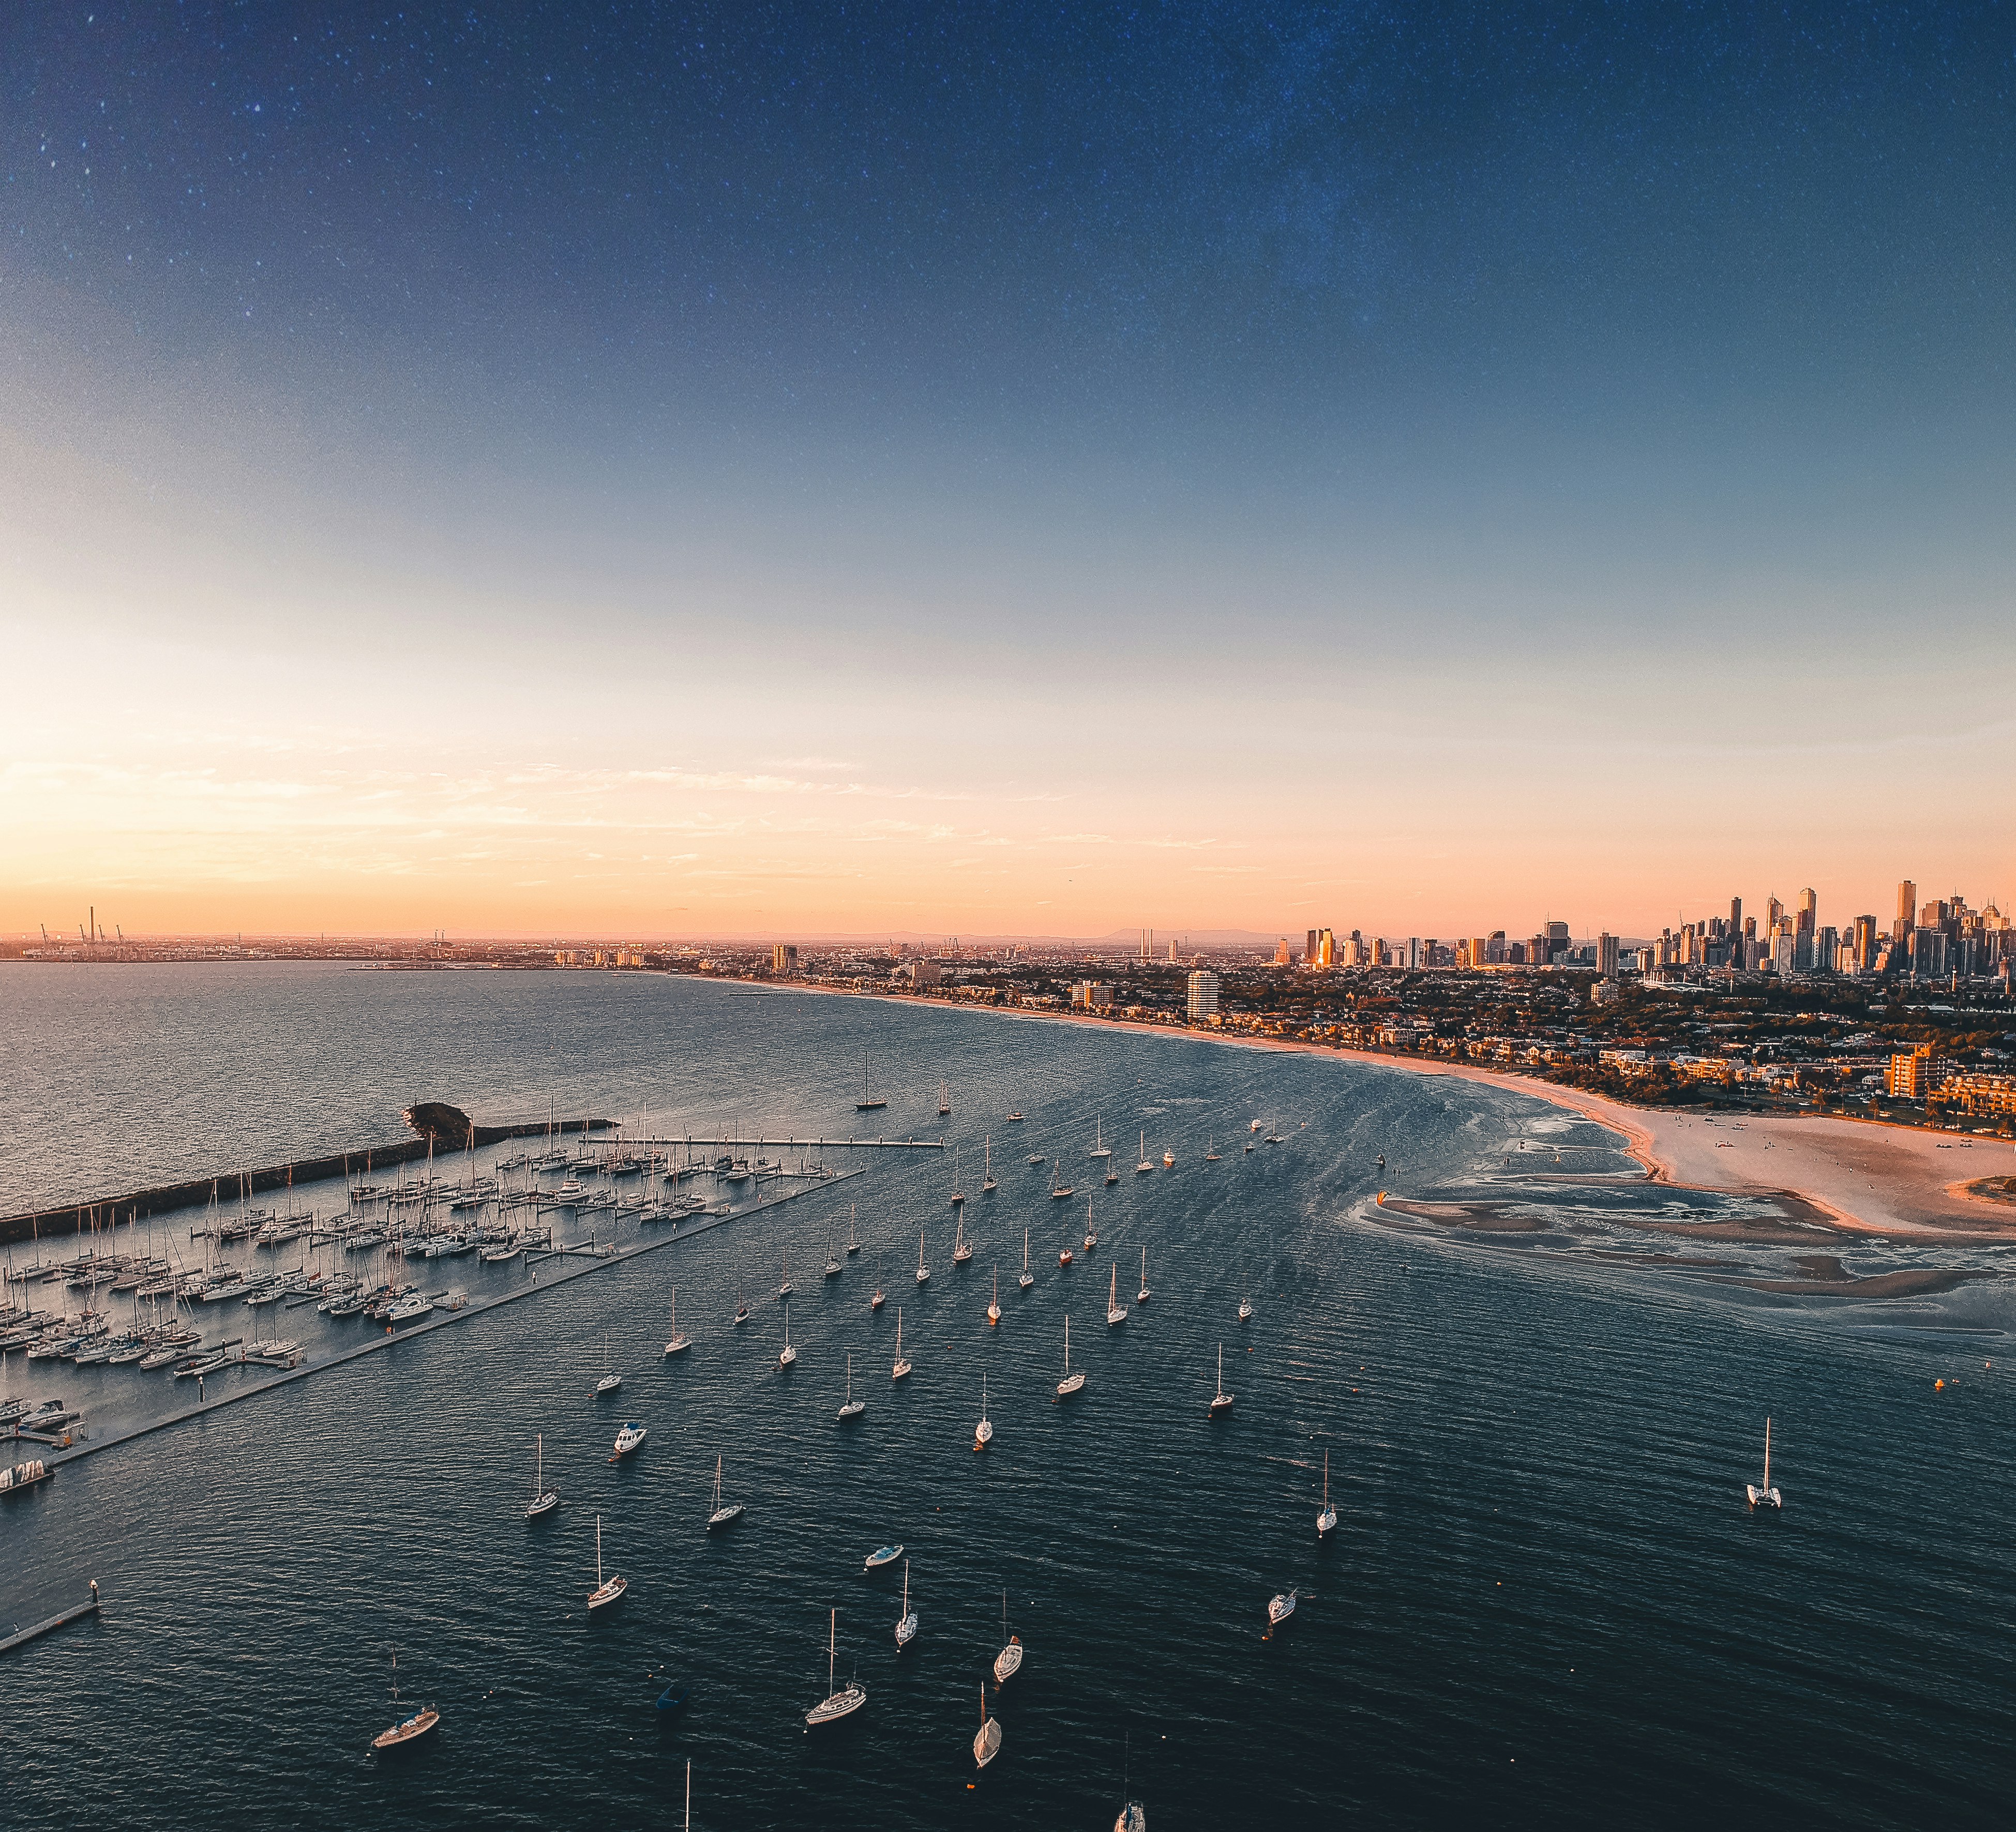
[[1764, 1417, 1771, 1490]]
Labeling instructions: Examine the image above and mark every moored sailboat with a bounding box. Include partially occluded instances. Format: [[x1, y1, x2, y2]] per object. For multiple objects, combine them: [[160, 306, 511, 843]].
[[1746, 1416, 1784, 1510], [987, 1266, 1000, 1326], [1018, 1229, 1034, 1291], [1209, 1343, 1234, 1415], [894, 1558, 917, 1648], [974, 1372, 992, 1448], [587, 1514, 628, 1610], [1106, 1262, 1126, 1326], [369, 1649, 439, 1753], [892, 1309, 911, 1380], [838, 1352, 866, 1420], [663, 1288, 691, 1355], [706, 1454, 745, 1530], [973, 1681, 1002, 1769], [1055, 1314, 1085, 1399], [1317, 1451, 1337, 1536], [1137, 1245, 1151, 1305], [804, 1609, 867, 1728], [525, 1433, 559, 1519], [992, 1588, 1023, 1682]]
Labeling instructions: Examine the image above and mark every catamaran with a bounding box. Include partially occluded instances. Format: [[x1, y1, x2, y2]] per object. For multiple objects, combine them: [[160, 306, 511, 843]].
[[804, 1609, 867, 1728], [1018, 1229, 1034, 1291], [974, 1372, 993, 1448], [973, 1681, 1002, 1769], [1106, 1263, 1127, 1326], [587, 1514, 628, 1610], [778, 1303, 797, 1368], [1056, 1314, 1085, 1399], [1317, 1451, 1337, 1536], [992, 1588, 1023, 1682], [707, 1454, 745, 1530], [915, 1230, 930, 1285], [838, 1352, 866, 1420], [1210, 1343, 1234, 1415], [894, 1559, 917, 1648], [1137, 1245, 1151, 1305], [663, 1288, 691, 1355], [1747, 1417, 1784, 1510], [892, 1309, 912, 1380], [987, 1266, 1001, 1326], [524, 1434, 559, 1520]]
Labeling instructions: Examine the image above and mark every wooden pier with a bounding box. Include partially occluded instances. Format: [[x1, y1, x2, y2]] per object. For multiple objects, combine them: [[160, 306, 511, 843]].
[[0, 1583, 100, 1657]]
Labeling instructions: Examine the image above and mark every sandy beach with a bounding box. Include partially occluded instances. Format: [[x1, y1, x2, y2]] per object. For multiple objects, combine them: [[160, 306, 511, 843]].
[[818, 987, 2016, 1243]]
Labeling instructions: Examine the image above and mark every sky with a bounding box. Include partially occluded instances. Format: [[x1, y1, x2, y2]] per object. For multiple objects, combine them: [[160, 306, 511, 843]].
[[2, 2, 2011, 941]]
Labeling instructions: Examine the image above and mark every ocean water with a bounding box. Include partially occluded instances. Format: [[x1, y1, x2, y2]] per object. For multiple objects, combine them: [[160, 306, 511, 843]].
[[4, 964, 2015, 1829]]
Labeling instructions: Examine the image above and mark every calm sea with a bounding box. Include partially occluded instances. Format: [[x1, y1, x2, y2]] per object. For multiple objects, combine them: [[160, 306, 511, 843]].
[[3, 963, 2013, 1829]]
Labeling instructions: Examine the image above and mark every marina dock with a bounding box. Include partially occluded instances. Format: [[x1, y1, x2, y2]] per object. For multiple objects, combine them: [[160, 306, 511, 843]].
[[0, 1584, 100, 1658]]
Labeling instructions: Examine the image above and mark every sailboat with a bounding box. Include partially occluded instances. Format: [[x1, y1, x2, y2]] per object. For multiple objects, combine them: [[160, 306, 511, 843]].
[[974, 1372, 992, 1448], [1136, 1131, 1153, 1174], [587, 1514, 628, 1610], [596, 1333, 622, 1395], [973, 1681, 1002, 1769], [663, 1288, 691, 1355], [1238, 1276, 1254, 1323], [369, 1648, 439, 1752], [706, 1454, 744, 1530], [892, 1309, 912, 1380], [1083, 1202, 1098, 1251], [779, 1250, 793, 1300], [915, 1229, 930, 1284], [894, 1559, 917, 1647], [855, 1056, 886, 1113], [987, 1266, 1001, 1326], [1747, 1417, 1784, 1510], [1055, 1314, 1085, 1399], [950, 1149, 966, 1209], [1137, 1245, 1151, 1305], [846, 1204, 861, 1254], [1267, 1586, 1298, 1627], [824, 1233, 842, 1277], [803, 1609, 867, 1728], [1090, 1114, 1110, 1158], [871, 1252, 886, 1311], [1106, 1262, 1127, 1326], [733, 1275, 750, 1326], [981, 1138, 996, 1193], [1210, 1343, 1234, 1415], [1114, 1735, 1145, 1831], [778, 1303, 796, 1368], [953, 1215, 972, 1261], [1206, 1134, 1221, 1162], [838, 1352, 866, 1420], [938, 1080, 951, 1116], [1018, 1229, 1034, 1291], [1317, 1451, 1337, 1537], [1050, 1159, 1074, 1200], [525, 1433, 559, 1520], [992, 1589, 1023, 1682]]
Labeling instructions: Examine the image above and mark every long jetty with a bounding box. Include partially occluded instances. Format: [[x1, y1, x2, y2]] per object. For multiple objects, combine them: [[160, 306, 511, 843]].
[[0, 1117, 611, 1246], [0, 1584, 100, 1658]]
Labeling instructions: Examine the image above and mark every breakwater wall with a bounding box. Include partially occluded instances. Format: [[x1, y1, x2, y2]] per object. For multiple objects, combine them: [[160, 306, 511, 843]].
[[0, 1117, 611, 1247]]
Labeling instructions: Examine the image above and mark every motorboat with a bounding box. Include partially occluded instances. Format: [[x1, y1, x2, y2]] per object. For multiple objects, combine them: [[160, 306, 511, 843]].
[[613, 1421, 648, 1457], [863, 1542, 903, 1571]]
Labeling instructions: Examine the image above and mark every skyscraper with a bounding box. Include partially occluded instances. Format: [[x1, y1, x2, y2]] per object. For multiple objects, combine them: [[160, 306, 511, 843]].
[[1597, 933, 1619, 977], [1729, 895, 1742, 933], [1306, 929, 1319, 965], [1895, 880, 1916, 944], [1797, 888, 1816, 936], [1186, 969, 1221, 1022]]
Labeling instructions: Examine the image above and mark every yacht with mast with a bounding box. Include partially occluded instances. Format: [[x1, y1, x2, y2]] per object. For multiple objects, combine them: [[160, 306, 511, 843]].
[[778, 1303, 796, 1368], [854, 1056, 886, 1113], [1137, 1246, 1151, 1305], [525, 1434, 559, 1519], [992, 1589, 1023, 1682], [706, 1455, 744, 1530], [1136, 1132, 1153, 1174], [804, 1610, 867, 1728], [846, 1205, 861, 1254], [981, 1139, 996, 1193], [892, 1309, 912, 1380], [974, 1372, 993, 1448], [663, 1289, 690, 1355], [973, 1682, 1002, 1769], [1083, 1203, 1098, 1251], [1055, 1315, 1085, 1399], [595, 1333, 622, 1396], [837, 1352, 866, 1421], [1106, 1263, 1127, 1325], [950, 1149, 965, 1208], [1209, 1344, 1234, 1415], [1318, 1451, 1337, 1536], [369, 1650, 439, 1753], [1267, 1586, 1298, 1628], [871, 1253, 886, 1311], [586, 1515, 628, 1611], [915, 1230, 930, 1285], [894, 1560, 917, 1648], [987, 1267, 1001, 1326], [953, 1215, 972, 1262], [1090, 1114, 1110, 1159], [1050, 1159, 1074, 1200], [1019, 1229, 1034, 1290], [1746, 1417, 1783, 1510]]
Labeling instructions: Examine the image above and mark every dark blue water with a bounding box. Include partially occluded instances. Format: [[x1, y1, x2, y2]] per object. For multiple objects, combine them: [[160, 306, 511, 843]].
[[5, 967, 2015, 1828]]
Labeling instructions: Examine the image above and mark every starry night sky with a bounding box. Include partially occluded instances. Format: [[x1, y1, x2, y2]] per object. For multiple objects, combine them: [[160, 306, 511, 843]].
[[3, 4, 2013, 934]]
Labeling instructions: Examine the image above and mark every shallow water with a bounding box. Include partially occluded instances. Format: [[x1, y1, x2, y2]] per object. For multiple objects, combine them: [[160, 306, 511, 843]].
[[5, 966, 2014, 1828]]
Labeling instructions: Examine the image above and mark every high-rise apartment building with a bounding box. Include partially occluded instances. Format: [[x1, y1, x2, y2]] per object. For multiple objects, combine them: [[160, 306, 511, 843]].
[[1729, 895, 1742, 933], [1186, 970, 1220, 1022], [1274, 938, 1292, 966], [1853, 914, 1877, 972], [1766, 896, 1784, 936], [772, 943, 798, 973], [1596, 933, 1619, 977], [1895, 880, 1916, 944], [1306, 929, 1319, 964], [1797, 888, 1816, 936], [1317, 928, 1335, 968]]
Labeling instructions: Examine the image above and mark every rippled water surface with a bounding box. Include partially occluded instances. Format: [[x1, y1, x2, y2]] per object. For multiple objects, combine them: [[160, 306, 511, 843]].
[[5, 965, 2015, 1828]]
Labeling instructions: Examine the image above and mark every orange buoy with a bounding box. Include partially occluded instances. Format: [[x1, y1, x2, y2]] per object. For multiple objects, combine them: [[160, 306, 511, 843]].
[[1935, 1379, 1945, 1390]]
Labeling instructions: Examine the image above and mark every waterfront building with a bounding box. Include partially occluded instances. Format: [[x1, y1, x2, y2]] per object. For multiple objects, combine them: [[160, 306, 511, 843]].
[[1946, 1073, 2016, 1117], [1186, 970, 1221, 1022], [772, 943, 798, 974], [1887, 1044, 1947, 1099], [1071, 980, 1115, 1010]]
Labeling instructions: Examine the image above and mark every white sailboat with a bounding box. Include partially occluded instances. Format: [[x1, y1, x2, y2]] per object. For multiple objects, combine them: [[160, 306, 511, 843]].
[[778, 1301, 797, 1368], [846, 1204, 861, 1254], [1018, 1228, 1034, 1291], [595, 1330, 622, 1396], [871, 1251, 886, 1310], [706, 1454, 744, 1530], [1056, 1314, 1085, 1399], [1090, 1113, 1110, 1158], [1050, 1158, 1074, 1199], [892, 1309, 911, 1380], [992, 1588, 1023, 1682], [779, 1250, 793, 1300], [1267, 1586, 1298, 1627], [1317, 1451, 1337, 1536], [950, 1148, 966, 1209], [1209, 1343, 1234, 1414], [824, 1233, 842, 1277], [982, 1138, 996, 1193], [663, 1287, 691, 1355], [987, 1266, 1000, 1326], [803, 1609, 867, 1728], [894, 1558, 917, 1647], [1238, 1275, 1253, 1323], [525, 1433, 559, 1520], [1747, 1416, 1784, 1510], [1136, 1131, 1152, 1174], [838, 1351, 866, 1420], [1137, 1245, 1151, 1305], [953, 1214, 972, 1261], [1205, 1134, 1221, 1161], [369, 1648, 439, 1752], [1106, 1262, 1126, 1326], [915, 1229, 930, 1285], [973, 1680, 1002, 1769], [974, 1372, 993, 1448], [587, 1513, 627, 1610]]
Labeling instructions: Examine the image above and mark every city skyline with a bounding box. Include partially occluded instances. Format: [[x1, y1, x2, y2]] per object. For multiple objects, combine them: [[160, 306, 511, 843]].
[[4, 5, 2011, 934]]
